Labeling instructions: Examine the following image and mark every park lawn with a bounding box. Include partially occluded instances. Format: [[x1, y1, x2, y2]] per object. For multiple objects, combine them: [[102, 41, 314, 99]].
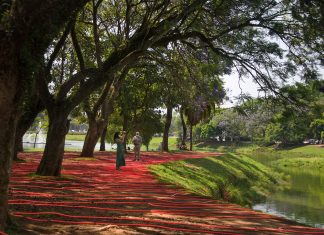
[[24, 148, 44, 152], [193, 141, 258, 153], [66, 133, 86, 141], [235, 145, 324, 169], [149, 153, 285, 207], [23, 136, 178, 152], [192, 141, 324, 171], [145, 136, 178, 151], [65, 134, 178, 150], [287, 145, 324, 156], [272, 156, 324, 169]]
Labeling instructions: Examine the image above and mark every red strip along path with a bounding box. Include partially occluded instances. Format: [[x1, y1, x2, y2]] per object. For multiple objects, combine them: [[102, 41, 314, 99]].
[[9, 151, 324, 234]]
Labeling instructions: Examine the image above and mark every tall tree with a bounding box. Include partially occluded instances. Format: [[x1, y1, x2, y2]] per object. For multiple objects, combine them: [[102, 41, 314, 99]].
[[115, 59, 164, 149], [81, 74, 125, 157], [265, 83, 324, 145], [38, 0, 324, 175], [0, 0, 89, 229], [36, 0, 213, 176], [179, 107, 188, 147], [13, 18, 75, 160]]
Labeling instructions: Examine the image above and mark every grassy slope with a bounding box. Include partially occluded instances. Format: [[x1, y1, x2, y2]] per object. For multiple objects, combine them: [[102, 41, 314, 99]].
[[193, 141, 324, 170], [150, 142, 323, 207], [237, 145, 324, 170], [149, 153, 285, 207]]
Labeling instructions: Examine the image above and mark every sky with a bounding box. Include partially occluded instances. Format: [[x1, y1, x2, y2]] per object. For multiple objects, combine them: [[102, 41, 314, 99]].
[[222, 68, 324, 108], [221, 74, 260, 108]]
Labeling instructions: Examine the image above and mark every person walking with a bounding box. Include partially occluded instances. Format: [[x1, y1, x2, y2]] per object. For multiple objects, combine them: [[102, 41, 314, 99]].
[[114, 131, 126, 170], [132, 132, 142, 161]]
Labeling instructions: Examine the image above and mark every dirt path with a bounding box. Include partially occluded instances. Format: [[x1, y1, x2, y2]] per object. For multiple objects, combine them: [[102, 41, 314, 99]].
[[8, 151, 324, 234]]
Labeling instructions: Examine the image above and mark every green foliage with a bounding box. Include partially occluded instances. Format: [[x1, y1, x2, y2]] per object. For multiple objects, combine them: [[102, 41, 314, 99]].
[[106, 110, 123, 143], [265, 114, 309, 145], [28, 111, 49, 133], [113, 63, 164, 146], [234, 145, 324, 170], [263, 83, 324, 145], [181, 81, 324, 146], [0, 0, 12, 31], [310, 113, 324, 139], [149, 153, 284, 207], [131, 109, 163, 149]]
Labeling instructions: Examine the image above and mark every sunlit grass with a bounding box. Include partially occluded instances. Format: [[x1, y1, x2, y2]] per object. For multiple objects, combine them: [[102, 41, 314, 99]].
[[26, 172, 76, 180], [145, 136, 178, 151], [67, 157, 98, 161], [66, 133, 86, 141], [288, 145, 324, 156], [24, 148, 45, 152], [193, 141, 259, 153], [149, 153, 285, 207], [273, 157, 324, 169]]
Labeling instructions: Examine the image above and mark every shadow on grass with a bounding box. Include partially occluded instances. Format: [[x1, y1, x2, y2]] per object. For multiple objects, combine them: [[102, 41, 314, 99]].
[[150, 153, 283, 207]]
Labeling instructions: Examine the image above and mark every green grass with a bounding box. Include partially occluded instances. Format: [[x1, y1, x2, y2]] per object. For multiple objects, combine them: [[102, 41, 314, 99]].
[[66, 157, 98, 161], [26, 172, 76, 180], [192, 140, 324, 170], [54, 135, 176, 151], [24, 148, 45, 152], [149, 153, 285, 207], [193, 141, 259, 153], [66, 133, 86, 141], [145, 136, 178, 151], [272, 157, 324, 169], [233, 145, 324, 170], [288, 145, 324, 156]]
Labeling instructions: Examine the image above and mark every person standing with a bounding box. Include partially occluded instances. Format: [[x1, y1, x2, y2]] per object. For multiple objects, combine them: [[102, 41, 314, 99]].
[[132, 132, 142, 161], [114, 131, 126, 170]]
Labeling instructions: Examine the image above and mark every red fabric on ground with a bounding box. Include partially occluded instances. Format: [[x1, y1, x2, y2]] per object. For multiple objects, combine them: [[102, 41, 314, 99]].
[[8, 151, 324, 234]]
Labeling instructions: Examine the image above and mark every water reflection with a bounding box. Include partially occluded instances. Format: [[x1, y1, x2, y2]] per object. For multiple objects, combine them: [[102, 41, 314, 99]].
[[23, 140, 116, 151], [253, 168, 324, 228]]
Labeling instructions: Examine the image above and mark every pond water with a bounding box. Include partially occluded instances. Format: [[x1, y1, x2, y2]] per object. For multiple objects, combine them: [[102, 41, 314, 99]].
[[23, 140, 116, 151], [252, 166, 324, 228]]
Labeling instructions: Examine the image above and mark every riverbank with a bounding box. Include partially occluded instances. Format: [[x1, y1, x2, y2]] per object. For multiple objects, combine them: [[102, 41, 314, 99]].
[[191, 141, 324, 228], [149, 153, 286, 207], [193, 141, 324, 168]]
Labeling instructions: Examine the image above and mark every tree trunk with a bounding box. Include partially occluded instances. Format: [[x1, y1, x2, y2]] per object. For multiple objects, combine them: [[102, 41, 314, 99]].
[[36, 111, 70, 176], [162, 106, 173, 152], [100, 126, 107, 151], [122, 115, 129, 153], [14, 95, 44, 160], [180, 109, 187, 146], [80, 115, 105, 157], [0, 43, 20, 230], [13, 119, 26, 161], [189, 124, 193, 151], [14, 137, 23, 161], [0, 113, 16, 230], [99, 97, 114, 151], [0, 0, 91, 229], [14, 112, 39, 157]]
